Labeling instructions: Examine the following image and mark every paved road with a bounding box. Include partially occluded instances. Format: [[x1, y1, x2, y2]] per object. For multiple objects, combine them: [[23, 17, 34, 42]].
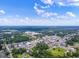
[[0, 50, 8, 58], [4, 43, 13, 58]]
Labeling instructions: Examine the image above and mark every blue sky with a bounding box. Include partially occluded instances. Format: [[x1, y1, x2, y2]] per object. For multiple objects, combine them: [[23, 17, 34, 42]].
[[0, 0, 79, 26]]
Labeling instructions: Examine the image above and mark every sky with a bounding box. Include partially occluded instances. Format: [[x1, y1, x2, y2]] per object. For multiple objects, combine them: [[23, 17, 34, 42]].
[[0, 0, 79, 26]]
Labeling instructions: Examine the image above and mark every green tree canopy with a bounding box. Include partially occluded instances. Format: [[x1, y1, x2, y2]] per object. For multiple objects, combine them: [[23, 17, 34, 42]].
[[31, 42, 49, 58]]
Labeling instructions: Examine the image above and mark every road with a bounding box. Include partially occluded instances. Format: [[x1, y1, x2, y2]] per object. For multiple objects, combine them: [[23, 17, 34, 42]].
[[4, 42, 13, 58], [0, 50, 8, 58]]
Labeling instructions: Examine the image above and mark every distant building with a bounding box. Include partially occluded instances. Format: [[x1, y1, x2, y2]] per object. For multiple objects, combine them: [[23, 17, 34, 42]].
[[24, 31, 41, 36]]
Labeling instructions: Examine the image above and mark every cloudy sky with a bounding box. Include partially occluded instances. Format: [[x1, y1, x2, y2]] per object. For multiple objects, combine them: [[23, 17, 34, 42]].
[[0, 0, 79, 26]]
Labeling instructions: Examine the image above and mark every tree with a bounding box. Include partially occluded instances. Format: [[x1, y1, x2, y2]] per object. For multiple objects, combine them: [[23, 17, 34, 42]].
[[72, 48, 79, 57], [66, 51, 74, 57], [66, 35, 79, 46], [12, 48, 26, 58], [12, 48, 26, 54], [18, 48, 26, 54], [31, 42, 49, 58], [0, 44, 2, 50], [46, 47, 66, 58]]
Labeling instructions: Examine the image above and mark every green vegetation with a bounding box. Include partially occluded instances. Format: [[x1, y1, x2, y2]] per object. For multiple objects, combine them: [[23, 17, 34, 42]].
[[3, 34, 33, 43], [12, 48, 31, 58], [12, 48, 26, 58], [13, 54, 23, 58], [25, 54, 31, 58], [31, 42, 49, 58], [12, 48, 26, 54], [72, 48, 79, 57], [46, 47, 66, 58], [11, 44, 79, 58], [0, 44, 2, 50], [2, 28, 79, 58], [66, 51, 75, 57], [12, 35, 32, 43], [65, 48, 79, 58], [16, 54, 23, 58], [56, 33, 65, 37], [66, 35, 79, 46]]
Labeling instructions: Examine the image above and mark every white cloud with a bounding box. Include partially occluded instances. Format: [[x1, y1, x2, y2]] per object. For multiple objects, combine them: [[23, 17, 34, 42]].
[[40, 0, 79, 6], [34, 3, 76, 19], [0, 10, 5, 15], [42, 12, 58, 17], [34, 0, 78, 19], [40, 5, 50, 9], [34, 4, 76, 18], [0, 17, 79, 26], [57, 2, 65, 6], [33, 0, 77, 22], [69, 2, 79, 6], [58, 0, 79, 6], [54, 12, 76, 20], [67, 0, 79, 3], [41, 0, 54, 5], [34, 3, 45, 15], [66, 12, 76, 17], [34, 7, 45, 15], [34, 3, 58, 18]]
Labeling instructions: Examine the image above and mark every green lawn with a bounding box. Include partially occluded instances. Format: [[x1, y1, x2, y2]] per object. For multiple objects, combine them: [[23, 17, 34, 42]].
[[47, 47, 66, 58]]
